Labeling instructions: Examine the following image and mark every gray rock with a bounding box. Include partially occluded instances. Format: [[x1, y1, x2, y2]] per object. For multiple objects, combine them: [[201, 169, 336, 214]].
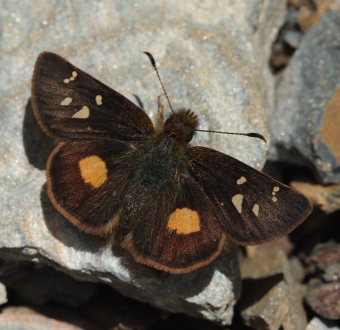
[[0, 0, 285, 324], [269, 11, 340, 183]]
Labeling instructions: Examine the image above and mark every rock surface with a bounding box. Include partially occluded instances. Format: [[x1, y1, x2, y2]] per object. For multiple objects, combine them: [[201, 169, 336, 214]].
[[1, 0, 286, 324], [269, 11, 340, 183], [305, 241, 340, 320], [291, 181, 340, 214]]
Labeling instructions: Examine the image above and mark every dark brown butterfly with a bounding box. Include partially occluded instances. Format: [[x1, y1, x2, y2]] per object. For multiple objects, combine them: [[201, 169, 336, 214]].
[[31, 52, 312, 274]]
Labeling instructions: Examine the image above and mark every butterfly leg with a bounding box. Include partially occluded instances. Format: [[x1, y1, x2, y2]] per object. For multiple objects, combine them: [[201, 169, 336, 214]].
[[157, 96, 165, 125]]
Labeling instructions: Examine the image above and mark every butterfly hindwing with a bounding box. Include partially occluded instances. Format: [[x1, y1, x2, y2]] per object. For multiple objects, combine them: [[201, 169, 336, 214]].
[[47, 139, 136, 236], [188, 147, 312, 245], [118, 174, 226, 274], [32, 52, 154, 141]]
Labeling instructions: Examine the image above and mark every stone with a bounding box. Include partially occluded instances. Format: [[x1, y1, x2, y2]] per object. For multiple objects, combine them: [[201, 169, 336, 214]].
[[291, 181, 340, 214], [305, 241, 340, 320], [310, 241, 340, 271], [306, 279, 340, 320], [239, 248, 307, 330], [269, 11, 340, 183], [0, 0, 286, 324], [294, 0, 340, 33]]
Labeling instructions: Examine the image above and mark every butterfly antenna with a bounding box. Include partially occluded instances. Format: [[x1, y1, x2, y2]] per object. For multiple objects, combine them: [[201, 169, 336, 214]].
[[144, 51, 175, 114], [195, 129, 267, 143]]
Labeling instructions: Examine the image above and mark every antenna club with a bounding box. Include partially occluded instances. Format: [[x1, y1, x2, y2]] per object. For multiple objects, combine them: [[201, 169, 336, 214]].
[[195, 129, 267, 143], [143, 51, 156, 68], [143, 51, 175, 114]]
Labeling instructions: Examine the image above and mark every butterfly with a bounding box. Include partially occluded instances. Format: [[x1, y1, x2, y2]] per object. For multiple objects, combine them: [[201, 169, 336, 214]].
[[31, 51, 312, 274]]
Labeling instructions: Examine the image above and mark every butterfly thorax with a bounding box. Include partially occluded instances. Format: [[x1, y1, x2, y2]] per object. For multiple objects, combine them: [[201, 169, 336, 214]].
[[160, 109, 198, 144]]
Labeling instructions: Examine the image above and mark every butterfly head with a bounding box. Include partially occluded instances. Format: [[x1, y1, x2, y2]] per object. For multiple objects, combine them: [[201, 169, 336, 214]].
[[162, 109, 198, 143]]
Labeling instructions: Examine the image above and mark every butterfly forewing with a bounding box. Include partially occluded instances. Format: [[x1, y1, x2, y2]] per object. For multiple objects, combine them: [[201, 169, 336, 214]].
[[32, 52, 154, 141], [188, 147, 312, 245]]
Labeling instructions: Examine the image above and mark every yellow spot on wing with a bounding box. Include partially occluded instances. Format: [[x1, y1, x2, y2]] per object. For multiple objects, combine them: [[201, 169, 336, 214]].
[[272, 196, 278, 202], [79, 155, 108, 188], [167, 208, 200, 235], [232, 194, 243, 214], [252, 203, 259, 216], [95, 95, 103, 105], [237, 176, 247, 184], [60, 97, 73, 106], [273, 186, 280, 192], [72, 106, 90, 119]]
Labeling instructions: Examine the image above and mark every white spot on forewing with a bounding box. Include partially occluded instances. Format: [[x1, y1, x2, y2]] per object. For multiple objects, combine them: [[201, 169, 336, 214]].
[[237, 176, 247, 185], [272, 196, 278, 202], [63, 71, 78, 84], [252, 204, 259, 216], [60, 97, 73, 106], [95, 95, 103, 105], [272, 186, 280, 196], [232, 194, 243, 214], [72, 106, 90, 119]]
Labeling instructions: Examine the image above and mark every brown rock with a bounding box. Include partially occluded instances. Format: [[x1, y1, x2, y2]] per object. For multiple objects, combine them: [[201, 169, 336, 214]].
[[291, 181, 340, 214], [310, 241, 340, 271], [289, 0, 340, 32], [306, 279, 340, 320]]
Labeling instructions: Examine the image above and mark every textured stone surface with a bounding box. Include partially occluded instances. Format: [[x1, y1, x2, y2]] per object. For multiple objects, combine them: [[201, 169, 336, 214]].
[[239, 248, 307, 330], [290, 0, 340, 32], [305, 241, 340, 320], [269, 11, 340, 183], [306, 279, 340, 320], [0, 0, 286, 324]]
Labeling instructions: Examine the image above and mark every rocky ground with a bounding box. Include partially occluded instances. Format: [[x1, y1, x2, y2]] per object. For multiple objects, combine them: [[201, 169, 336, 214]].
[[0, 0, 339, 329]]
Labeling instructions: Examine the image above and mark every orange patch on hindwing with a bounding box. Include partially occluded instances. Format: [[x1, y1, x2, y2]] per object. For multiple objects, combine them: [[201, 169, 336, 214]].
[[78, 155, 108, 188], [167, 208, 201, 234]]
